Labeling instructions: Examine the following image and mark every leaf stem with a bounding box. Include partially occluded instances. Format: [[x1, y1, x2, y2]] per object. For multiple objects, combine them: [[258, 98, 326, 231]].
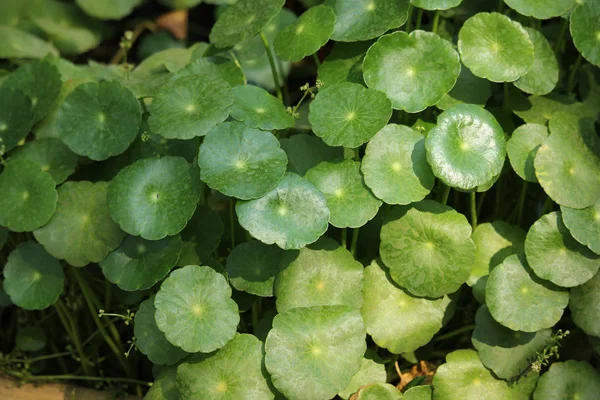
[[5, 371, 151, 386], [414, 8, 423, 30], [405, 4, 413, 32], [312, 53, 321, 68], [350, 228, 359, 257], [567, 53, 583, 94], [476, 191, 486, 217], [440, 184, 451, 205], [432, 11, 440, 34], [434, 324, 476, 342], [553, 19, 568, 55], [341, 228, 347, 248], [542, 196, 554, 215], [516, 180, 528, 226], [260, 32, 283, 101], [54, 299, 93, 377], [469, 191, 478, 229]]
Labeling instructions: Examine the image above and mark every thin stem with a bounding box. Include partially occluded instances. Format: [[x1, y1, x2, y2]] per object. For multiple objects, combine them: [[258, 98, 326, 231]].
[[260, 32, 283, 101], [7, 351, 72, 364], [469, 191, 478, 229], [435, 325, 476, 342], [405, 4, 413, 32], [516, 180, 528, 226], [414, 8, 424, 30], [110, 22, 156, 65], [567, 53, 583, 94], [350, 228, 359, 258], [341, 228, 347, 248], [432, 11, 440, 33], [6, 371, 151, 386], [553, 19, 568, 55], [503, 83, 511, 112], [440, 185, 451, 206], [229, 50, 247, 85], [229, 198, 235, 249], [292, 89, 310, 114], [497, 0, 504, 13], [476, 191, 486, 217], [312, 53, 321, 68], [542, 196, 553, 215], [54, 299, 93, 377]]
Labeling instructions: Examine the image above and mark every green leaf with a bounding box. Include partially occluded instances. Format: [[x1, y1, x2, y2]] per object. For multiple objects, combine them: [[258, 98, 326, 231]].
[[178, 205, 224, 266], [177, 334, 274, 400], [274, 5, 335, 62], [0, 159, 57, 232], [411, 0, 462, 10], [0, 86, 34, 152], [209, 0, 285, 48], [3, 61, 61, 123], [513, 28, 558, 95], [356, 383, 402, 400], [338, 350, 386, 399], [265, 305, 366, 400], [435, 64, 492, 110], [512, 94, 592, 125], [145, 366, 178, 400], [154, 265, 239, 353], [34, 181, 125, 267], [308, 82, 392, 148], [458, 12, 534, 82], [468, 221, 526, 286], [57, 80, 141, 161], [134, 296, 188, 365], [317, 41, 372, 87], [361, 124, 435, 205], [172, 55, 246, 88], [306, 159, 381, 228], [380, 200, 475, 298], [362, 260, 450, 354], [9, 139, 78, 184], [535, 113, 600, 209], [472, 305, 552, 380], [198, 121, 287, 200], [325, 0, 410, 42], [363, 31, 461, 112], [107, 157, 201, 240], [100, 235, 182, 291], [230, 85, 294, 130], [504, 0, 575, 20], [275, 238, 364, 312], [157, 0, 203, 8], [506, 123, 548, 182], [570, 1, 600, 66], [569, 270, 600, 338], [561, 200, 600, 254], [425, 104, 506, 191], [236, 173, 330, 250], [279, 133, 344, 176], [525, 212, 599, 287], [3, 242, 63, 310], [16, 325, 47, 352], [0, 26, 58, 59], [403, 386, 433, 400], [432, 349, 538, 400], [227, 240, 287, 297], [532, 361, 600, 400], [485, 254, 569, 332], [148, 74, 233, 140], [75, 0, 141, 20]]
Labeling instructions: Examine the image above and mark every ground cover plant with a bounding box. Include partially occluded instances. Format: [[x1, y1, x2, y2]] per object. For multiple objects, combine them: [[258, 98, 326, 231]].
[[0, 0, 600, 399]]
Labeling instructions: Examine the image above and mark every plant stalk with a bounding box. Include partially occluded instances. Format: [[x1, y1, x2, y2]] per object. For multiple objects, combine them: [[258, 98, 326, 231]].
[[229, 198, 235, 249], [405, 4, 413, 32], [432, 11, 440, 33], [54, 299, 94, 377], [435, 324, 476, 342], [260, 32, 283, 101], [350, 228, 359, 258], [469, 191, 478, 229], [341, 228, 347, 248], [440, 185, 451, 206], [312, 53, 321, 67], [516, 180, 528, 226], [414, 8, 424, 30], [567, 53, 583, 94]]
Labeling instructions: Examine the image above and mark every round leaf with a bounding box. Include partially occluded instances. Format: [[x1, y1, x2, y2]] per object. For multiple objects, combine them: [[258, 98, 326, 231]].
[[0, 159, 57, 232], [380, 200, 475, 298], [403, 386, 433, 400], [0, 86, 33, 152], [274, 5, 335, 62], [561, 200, 600, 254], [148, 74, 233, 140], [274, 238, 364, 312], [308, 82, 392, 148], [325, 0, 410, 42], [279, 133, 344, 176], [507, 123, 548, 182], [2, 60, 61, 123], [504, 0, 575, 20], [525, 212, 600, 287], [100, 235, 182, 291], [306, 159, 381, 228], [317, 41, 372, 87], [34, 181, 125, 267], [57, 80, 141, 161], [569, 270, 600, 337], [265, 305, 366, 400], [174, 56, 245, 88], [513, 28, 559, 95], [230, 85, 294, 130], [209, 0, 285, 48], [227, 240, 286, 297], [145, 366, 178, 400], [356, 383, 402, 400], [425, 104, 506, 191], [472, 305, 552, 380], [363, 30, 461, 112], [236, 172, 330, 250], [411, 0, 462, 10], [0, 26, 58, 59], [154, 265, 239, 353], [178, 205, 224, 266], [361, 124, 435, 205], [177, 334, 274, 400], [338, 350, 386, 399], [570, 1, 600, 66], [16, 326, 47, 352], [3, 242, 64, 310], [485, 254, 569, 332], [433, 349, 538, 400], [458, 12, 534, 82], [107, 156, 201, 240], [535, 113, 600, 209], [9, 138, 78, 184], [435, 65, 492, 110], [198, 121, 287, 200], [533, 361, 600, 400], [362, 260, 450, 354], [134, 296, 187, 365], [75, 0, 141, 20]]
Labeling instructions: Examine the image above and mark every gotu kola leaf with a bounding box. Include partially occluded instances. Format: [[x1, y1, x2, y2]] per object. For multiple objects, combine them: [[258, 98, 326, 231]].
[[279, 133, 343, 176], [9, 139, 78, 185], [503, 0, 575, 20], [410, 0, 462, 10], [356, 383, 402, 400], [75, 0, 141, 20], [561, 200, 600, 255], [0, 26, 58, 59], [177, 205, 224, 266], [337, 349, 386, 399], [568, 269, 600, 337], [533, 360, 600, 400], [570, 0, 600, 67], [0, 86, 34, 152], [230, 85, 294, 131], [513, 27, 559, 96], [506, 123, 548, 183]]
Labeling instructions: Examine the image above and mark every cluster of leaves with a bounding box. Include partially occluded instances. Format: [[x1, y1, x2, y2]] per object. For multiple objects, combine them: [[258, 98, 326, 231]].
[[1, 0, 600, 399]]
